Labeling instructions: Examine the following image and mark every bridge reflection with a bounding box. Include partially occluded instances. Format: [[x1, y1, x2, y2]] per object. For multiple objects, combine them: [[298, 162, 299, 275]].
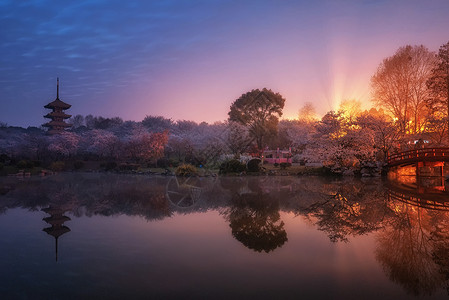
[[387, 178, 449, 211]]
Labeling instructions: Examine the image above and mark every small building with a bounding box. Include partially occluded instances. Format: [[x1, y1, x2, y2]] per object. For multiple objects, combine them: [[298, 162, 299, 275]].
[[43, 78, 72, 134], [262, 148, 292, 164]]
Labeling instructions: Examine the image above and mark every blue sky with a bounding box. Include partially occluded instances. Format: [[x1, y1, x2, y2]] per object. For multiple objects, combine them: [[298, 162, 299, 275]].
[[1, 0, 449, 127]]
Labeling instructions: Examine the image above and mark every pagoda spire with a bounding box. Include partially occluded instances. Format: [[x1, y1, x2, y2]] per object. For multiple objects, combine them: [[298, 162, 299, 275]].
[[43, 78, 72, 134]]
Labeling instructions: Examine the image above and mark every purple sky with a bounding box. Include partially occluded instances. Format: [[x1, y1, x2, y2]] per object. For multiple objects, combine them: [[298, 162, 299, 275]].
[[1, 0, 449, 127]]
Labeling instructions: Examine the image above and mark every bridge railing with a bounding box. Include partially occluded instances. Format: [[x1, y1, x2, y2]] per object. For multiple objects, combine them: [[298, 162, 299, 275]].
[[387, 147, 449, 166]]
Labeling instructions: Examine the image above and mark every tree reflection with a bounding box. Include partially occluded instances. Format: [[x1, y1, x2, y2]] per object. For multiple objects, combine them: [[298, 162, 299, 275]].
[[228, 193, 287, 253], [221, 177, 288, 253], [296, 178, 390, 242], [3, 173, 449, 295], [376, 180, 449, 296], [376, 203, 448, 296], [0, 174, 173, 221]]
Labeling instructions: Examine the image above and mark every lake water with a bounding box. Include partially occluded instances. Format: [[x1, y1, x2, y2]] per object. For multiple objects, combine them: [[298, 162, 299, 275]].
[[1, 173, 449, 299]]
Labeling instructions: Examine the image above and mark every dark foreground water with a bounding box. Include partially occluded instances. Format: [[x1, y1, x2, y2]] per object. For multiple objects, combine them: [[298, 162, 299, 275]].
[[1, 173, 449, 299]]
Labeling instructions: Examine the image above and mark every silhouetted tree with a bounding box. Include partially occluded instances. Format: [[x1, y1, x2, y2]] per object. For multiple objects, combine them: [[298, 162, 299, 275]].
[[142, 115, 173, 132], [68, 114, 85, 128], [228, 88, 285, 151], [225, 121, 252, 156]]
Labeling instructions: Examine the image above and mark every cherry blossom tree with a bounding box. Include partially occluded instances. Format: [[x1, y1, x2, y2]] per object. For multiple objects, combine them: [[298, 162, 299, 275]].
[[82, 129, 122, 158], [125, 130, 169, 163], [298, 102, 318, 123], [223, 121, 251, 156], [48, 131, 81, 158]]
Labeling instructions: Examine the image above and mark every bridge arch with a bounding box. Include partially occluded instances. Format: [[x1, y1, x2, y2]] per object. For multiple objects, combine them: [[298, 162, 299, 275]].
[[387, 148, 449, 177], [387, 148, 449, 167]]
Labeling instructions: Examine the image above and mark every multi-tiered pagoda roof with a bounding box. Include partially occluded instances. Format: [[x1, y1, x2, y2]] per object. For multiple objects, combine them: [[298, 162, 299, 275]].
[[43, 78, 72, 134]]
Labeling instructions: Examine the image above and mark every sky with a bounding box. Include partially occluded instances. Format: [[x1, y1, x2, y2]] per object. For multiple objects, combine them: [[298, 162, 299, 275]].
[[1, 0, 449, 128]]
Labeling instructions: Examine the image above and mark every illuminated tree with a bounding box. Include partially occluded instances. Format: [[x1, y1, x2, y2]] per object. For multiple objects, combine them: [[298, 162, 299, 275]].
[[298, 102, 318, 123], [339, 99, 362, 124], [357, 109, 401, 160], [126, 130, 169, 162], [425, 114, 448, 145], [371, 45, 436, 134], [228, 88, 285, 151], [426, 41, 449, 134], [316, 110, 345, 139]]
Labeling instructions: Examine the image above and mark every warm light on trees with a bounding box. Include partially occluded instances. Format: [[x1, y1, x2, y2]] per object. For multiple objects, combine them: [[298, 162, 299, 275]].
[[357, 109, 400, 160], [126, 130, 169, 162], [339, 99, 362, 124], [371, 45, 436, 135], [426, 41, 449, 135], [298, 102, 318, 123]]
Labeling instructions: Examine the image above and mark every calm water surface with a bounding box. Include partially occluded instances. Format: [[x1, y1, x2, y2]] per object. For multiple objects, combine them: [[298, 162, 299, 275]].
[[0, 173, 448, 299]]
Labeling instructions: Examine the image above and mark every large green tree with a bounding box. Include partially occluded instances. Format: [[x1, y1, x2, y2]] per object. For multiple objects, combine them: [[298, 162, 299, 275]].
[[228, 88, 285, 150], [427, 41, 449, 135]]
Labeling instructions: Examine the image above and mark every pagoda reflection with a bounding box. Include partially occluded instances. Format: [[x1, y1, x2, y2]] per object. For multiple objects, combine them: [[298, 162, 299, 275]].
[[42, 206, 71, 262]]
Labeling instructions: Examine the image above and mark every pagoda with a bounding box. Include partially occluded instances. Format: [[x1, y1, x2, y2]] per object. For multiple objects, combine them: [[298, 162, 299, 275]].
[[43, 78, 72, 134]]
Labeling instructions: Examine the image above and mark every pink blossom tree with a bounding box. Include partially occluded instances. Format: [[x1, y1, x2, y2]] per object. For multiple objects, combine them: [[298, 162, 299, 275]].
[[48, 131, 80, 158]]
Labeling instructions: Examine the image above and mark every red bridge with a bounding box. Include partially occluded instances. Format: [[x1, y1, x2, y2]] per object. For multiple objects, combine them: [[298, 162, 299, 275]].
[[387, 148, 449, 167]]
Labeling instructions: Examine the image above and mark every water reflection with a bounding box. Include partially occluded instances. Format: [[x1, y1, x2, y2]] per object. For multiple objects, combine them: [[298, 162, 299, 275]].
[[42, 206, 71, 261], [222, 178, 288, 253], [288, 177, 391, 243], [1, 173, 449, 297], [378, 177, 449, 296], [387, 178, 449, 211]]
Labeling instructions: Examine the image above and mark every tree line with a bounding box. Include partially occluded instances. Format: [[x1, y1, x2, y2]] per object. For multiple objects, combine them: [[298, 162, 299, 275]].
[[0, 41, 448, 174]]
